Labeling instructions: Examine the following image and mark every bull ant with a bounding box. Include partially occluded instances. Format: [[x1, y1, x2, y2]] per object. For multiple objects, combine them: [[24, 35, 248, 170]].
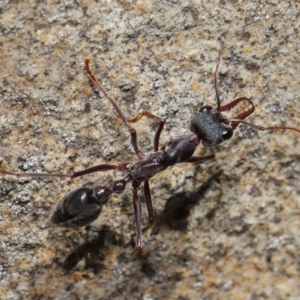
[[1, 52, 299, 250]]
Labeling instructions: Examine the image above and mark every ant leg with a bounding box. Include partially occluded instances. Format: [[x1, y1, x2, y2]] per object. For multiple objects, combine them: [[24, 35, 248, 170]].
[[85, 59, 144, 159], [70, 163, 131, 178], [0, 162, 131, 179], [142, 180, 155, 234], [184, 154, 215, 163], [130, 181, 154, 249], [128, 111, 166, 151], [132, 186, 142, 250]]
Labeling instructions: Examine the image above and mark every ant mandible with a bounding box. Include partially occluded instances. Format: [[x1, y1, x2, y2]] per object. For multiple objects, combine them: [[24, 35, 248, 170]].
[[1, 52, 300, 250]]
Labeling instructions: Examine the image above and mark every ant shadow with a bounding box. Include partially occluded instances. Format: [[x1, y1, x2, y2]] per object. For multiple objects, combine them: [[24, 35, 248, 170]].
[[57, 225, 124, 274], [56, 170, 223, 273], [154, 169, 223, 232]]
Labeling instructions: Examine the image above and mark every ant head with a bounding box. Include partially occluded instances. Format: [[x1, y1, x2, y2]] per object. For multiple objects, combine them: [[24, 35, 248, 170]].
[[190, 105, 233, 146]]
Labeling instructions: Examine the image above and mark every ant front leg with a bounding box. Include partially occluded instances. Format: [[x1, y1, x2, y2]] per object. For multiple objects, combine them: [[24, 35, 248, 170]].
[[85, 59, 145, 160], [128, 111, 165, 233], [127, 111, 166, 243], [128, 111, 166, 151]]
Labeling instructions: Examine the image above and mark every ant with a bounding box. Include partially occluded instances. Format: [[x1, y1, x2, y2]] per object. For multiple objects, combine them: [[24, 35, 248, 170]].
[[1, 52, 299, 250]]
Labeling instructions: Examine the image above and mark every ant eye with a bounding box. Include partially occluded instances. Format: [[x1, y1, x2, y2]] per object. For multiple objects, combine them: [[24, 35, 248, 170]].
[[222, 128, 233, 140], [200, 105, 213, 112]]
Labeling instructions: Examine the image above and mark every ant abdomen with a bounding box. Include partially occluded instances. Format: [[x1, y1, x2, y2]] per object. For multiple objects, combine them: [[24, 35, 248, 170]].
[[51, 187, 102, 228]]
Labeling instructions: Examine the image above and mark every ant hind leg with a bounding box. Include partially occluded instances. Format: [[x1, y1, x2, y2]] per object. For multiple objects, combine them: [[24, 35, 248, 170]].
[[0, 163, 131, 180]]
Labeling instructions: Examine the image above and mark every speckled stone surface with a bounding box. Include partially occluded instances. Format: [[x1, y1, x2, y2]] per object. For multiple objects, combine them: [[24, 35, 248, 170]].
[[0, 1, 300, 299]]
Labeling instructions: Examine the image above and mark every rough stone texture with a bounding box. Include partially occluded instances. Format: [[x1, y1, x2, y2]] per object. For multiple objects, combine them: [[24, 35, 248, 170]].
[[0, 1, 299, 299]]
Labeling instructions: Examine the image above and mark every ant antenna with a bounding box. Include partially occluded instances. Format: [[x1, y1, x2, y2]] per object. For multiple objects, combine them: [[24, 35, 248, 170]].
[[228, 119, 300, 134], [214, 51, 222, 111]]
